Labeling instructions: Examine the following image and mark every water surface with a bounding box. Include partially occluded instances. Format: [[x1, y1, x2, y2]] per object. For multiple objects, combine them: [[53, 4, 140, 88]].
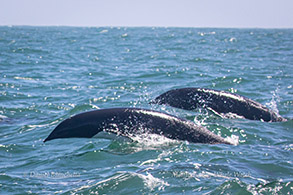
[[0, 26, 292, 194]]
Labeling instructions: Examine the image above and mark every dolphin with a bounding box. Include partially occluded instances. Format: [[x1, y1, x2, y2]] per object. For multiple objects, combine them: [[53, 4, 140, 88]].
[[44, 107, 232, 144], [150, 88, 286, 122]]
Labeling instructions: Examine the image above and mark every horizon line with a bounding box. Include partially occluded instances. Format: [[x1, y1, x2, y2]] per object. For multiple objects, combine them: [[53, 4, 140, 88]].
[[1, 24, 293, 30]]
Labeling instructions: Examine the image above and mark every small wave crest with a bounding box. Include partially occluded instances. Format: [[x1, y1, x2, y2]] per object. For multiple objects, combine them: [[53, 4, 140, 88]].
[[137, 172, 170, 191], [211, 179, 292, 195], [69, 171, 169, 193], [0, 114, 8, 122]]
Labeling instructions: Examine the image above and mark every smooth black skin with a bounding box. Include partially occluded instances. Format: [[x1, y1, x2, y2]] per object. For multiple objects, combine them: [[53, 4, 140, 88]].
[[44, 108, 231, 144], [151, 88, 286, 122]]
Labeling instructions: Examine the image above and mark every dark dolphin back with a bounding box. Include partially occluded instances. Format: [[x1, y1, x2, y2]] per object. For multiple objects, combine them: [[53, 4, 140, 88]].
[[151, 88, 286, 122]]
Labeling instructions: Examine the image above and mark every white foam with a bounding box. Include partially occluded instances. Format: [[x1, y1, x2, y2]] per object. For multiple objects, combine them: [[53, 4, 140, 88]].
[[130, 133, 180, 149]]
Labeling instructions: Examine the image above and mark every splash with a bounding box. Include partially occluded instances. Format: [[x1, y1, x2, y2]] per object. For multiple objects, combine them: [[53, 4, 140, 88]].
[[265, 89, 280, 114]]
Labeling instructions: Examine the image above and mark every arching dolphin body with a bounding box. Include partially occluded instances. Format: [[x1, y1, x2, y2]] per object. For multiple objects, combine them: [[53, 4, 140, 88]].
[[151, 88, 286, 122], [44, 108, 231, 144]]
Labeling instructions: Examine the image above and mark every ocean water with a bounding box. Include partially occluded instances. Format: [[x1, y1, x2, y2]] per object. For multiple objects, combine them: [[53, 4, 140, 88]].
[[0, 26, 292, 194]]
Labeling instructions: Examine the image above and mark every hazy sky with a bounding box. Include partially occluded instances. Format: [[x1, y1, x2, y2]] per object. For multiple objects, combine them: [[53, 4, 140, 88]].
[[1, 0, 292, 28]]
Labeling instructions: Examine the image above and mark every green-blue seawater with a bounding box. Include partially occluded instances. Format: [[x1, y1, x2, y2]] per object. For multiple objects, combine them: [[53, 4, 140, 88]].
[[0, 26, 292, 194]]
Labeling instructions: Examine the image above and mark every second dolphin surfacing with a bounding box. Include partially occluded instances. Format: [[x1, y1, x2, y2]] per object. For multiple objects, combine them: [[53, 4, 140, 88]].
[[151, 88, 286, 122], [44, 108, 232, 145]]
